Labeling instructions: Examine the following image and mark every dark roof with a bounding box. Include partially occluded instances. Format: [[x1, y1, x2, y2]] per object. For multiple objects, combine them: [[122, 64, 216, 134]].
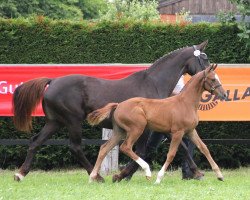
[[158, 0, 183, 8]]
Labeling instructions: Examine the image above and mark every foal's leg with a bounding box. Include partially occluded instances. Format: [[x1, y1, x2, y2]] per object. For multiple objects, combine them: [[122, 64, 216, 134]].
[[155, 131, 184, 184], [14, 121, 59, 181], [112, 129, 151, 182], [89, 127, 124, 183], [166, 133, 203, 179], [188, 129, 223, 181], [120, 129, 151, 179], [117, 131, 203, 182]]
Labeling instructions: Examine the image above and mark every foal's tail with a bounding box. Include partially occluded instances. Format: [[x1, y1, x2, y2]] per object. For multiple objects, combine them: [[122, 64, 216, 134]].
[[12, 77, 52, 132], [87, 103, 119, 126]]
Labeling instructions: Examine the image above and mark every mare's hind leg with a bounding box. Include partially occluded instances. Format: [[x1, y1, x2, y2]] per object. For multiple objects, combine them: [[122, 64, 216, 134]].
[[67, 119, 99, 179], [188, 129, 223, 181], [14, 121, 59, 181], [66, 120, 104, 181], [89, 125, 124, 183], [112, 129, 151, 182], [155, 130, 184, 184]]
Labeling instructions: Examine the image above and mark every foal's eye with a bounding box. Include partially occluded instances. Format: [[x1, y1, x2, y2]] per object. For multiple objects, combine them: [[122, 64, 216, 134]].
[[212, 79, 216, 82]]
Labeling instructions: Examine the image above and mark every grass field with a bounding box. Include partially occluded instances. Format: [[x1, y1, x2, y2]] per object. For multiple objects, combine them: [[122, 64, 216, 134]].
[[0, 168, 249, 200]]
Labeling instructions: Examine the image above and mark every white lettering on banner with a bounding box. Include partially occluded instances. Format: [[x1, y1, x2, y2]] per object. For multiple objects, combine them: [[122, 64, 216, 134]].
[[0, 81, 23, 94]]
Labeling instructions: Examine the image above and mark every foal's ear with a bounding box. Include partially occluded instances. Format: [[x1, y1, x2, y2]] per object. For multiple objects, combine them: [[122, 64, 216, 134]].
[[197, 40, 208, 51], [209, 64, 218, 71]]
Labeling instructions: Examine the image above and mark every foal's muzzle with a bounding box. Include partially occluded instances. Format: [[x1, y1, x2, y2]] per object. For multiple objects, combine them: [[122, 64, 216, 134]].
[[218, 92, 227, 101], [209, 83, 227, 101]]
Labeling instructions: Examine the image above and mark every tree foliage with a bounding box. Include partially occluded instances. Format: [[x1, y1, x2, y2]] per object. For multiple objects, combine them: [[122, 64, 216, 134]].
[[0, 0, 107, 20], [229, 0, 250, 46], [98, 0, 160, 21]]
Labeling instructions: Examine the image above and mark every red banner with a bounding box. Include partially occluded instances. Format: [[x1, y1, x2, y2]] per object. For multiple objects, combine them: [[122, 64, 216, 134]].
[[0, 64, 148, 116], [1, 64, 250, 121]]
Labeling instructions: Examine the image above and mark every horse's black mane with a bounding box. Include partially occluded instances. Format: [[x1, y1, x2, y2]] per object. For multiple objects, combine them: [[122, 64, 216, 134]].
[[147, 46, 189, 72]]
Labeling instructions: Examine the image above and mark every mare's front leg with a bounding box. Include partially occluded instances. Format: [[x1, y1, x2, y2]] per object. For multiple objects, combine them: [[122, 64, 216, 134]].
[[112, 129, 151, 182], [14, 121, 59, 181], [180, 136, 204, 179], [188, 129, 223, 181], [155, 130, 184, 184], [89, 126, 124, 183]]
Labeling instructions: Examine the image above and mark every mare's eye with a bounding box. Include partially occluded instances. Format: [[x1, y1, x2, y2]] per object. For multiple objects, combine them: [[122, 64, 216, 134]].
[[212, 79, 216, 82]]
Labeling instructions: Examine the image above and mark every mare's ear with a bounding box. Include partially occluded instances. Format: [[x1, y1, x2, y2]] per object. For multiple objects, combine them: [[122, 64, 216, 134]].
[[197, 40, 208, 51]]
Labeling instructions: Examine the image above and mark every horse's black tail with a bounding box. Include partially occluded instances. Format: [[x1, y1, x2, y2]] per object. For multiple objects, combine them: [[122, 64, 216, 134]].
[[12, 78, 52, 132], [87, 103, 118, 126]]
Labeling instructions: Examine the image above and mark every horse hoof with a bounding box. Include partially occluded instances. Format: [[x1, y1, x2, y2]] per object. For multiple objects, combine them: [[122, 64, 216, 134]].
[[112, 174, 122, 183], [194, 174, 204, 180], [89, 176, 105, 183], [195, 176, 204, 180], [14, 175, 21, 182], [95, 174, 105, 183], [198, 171, 205, 177], [146, 176, 151, 181], [154, 179, 161, 184], [96, 178, 105, 183], [124, 176, 132, 182], [14, 173, 24, 182], [218, 177, 224, 181], [193, 171, 205, 180]]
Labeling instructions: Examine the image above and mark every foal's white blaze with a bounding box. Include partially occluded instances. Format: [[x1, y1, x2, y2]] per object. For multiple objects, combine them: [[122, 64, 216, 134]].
[[215, 73, 221, 84], [136, 157, 151, 177], [155, 164, 166, 184], [15, 173, 24, 181]]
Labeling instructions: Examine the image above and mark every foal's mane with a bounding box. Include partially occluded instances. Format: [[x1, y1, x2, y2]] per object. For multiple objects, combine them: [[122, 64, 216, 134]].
[[180, 70, 204, 93]]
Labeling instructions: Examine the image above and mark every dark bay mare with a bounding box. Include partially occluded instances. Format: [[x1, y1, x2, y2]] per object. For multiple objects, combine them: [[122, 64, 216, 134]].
[[87, 64, 227, 183], [12, 41, 209, 182]]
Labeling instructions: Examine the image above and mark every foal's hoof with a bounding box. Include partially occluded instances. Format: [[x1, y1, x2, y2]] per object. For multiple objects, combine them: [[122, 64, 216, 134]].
[[112, 174, 122, 183], [89, 176, 105, 183], [14, 173, 24, 182], [146, 176, 151, 181], [217, 177, 224, 181], [95, 174, 105, 183]]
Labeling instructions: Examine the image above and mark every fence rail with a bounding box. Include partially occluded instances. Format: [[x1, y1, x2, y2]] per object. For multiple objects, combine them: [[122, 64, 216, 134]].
[[1, 137, 249, 173], [0, 139, 250, 146]]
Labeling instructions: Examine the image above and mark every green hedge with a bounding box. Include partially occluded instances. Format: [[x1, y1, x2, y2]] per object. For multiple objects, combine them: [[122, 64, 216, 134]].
[[0, 117, 102, 170], [0, 18, 249, 170], [0, 118, 249, 170], [0, 18, 249, 64]]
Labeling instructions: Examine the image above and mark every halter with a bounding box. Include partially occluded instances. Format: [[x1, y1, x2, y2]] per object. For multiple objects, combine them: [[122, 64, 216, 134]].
[[203, 71, 222, 94], [193, 45, 206, 70]]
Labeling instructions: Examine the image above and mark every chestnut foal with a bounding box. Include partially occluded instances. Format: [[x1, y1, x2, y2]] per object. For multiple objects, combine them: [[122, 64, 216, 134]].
[[87, 64, 227, 184]]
